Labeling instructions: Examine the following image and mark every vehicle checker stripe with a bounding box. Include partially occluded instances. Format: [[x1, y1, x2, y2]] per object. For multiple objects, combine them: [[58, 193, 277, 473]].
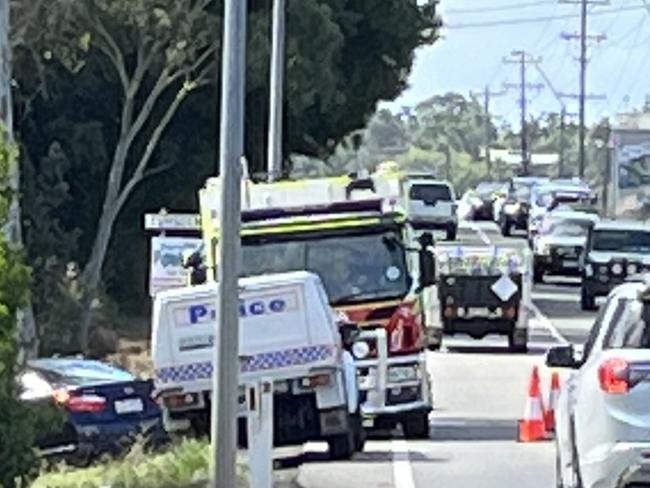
[[155, 344, 335, 384]]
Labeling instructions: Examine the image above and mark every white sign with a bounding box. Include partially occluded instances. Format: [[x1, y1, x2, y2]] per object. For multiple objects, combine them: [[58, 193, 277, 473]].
[[144, 213, 201, 231], [149, 236, 203, 297]]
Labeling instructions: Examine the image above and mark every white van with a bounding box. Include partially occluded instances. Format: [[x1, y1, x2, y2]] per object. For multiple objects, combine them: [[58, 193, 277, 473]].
[[151, 271, 365, 459], [404, 178, 458, 240]]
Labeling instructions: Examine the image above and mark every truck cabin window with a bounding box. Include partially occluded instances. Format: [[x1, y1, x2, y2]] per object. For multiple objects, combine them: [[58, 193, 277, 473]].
[[592, 230, 650, 253]]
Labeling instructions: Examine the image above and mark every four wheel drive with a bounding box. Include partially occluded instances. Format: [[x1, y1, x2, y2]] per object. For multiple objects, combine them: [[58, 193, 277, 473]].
[[427, 238, 532, 352], [404, 179, 458, 240], [532, 210, 600, 283], [580, 221, 650, 311], [547, 278, 650, 488], [152, 271, 368, 460]]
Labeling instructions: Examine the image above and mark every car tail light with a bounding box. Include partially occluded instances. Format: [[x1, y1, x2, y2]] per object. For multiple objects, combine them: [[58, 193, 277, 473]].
[[598, 358, 630, 394], [387, 303, 423, 355], [53, 389, 107, 412], [304, 374, 331, 387]]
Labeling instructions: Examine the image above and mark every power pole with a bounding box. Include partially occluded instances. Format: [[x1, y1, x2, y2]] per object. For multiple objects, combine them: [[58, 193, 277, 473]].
[[211, 0, 247, 487], [470, 86, 506, 178], [559, 0, 608, 177], [267, 0, 285, 181], [503, 51, 543, 176]]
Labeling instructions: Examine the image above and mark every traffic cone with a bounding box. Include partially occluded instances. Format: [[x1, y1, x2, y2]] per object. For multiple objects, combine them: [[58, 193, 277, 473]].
[[518, 366, 547, 442], [545, 371, 560, 433]]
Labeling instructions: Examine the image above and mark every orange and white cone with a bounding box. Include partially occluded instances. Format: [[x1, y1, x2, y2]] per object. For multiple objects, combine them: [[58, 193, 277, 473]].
[[545, 371, 560, 433], [518, 366, 547, 442]]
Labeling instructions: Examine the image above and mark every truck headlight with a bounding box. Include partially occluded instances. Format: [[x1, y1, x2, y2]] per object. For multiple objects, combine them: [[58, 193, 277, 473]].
[[352, 341, 370, 359], [536, 242, 550, 256], [627, 263, 639, 275], [584, 263, 594, 277], [611, 263, 623, 275], [504, 203, 519, 214], [387, 365, 419, 383]]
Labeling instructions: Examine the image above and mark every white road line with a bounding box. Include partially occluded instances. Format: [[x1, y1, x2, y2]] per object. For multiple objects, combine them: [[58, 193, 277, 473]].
[[391, 439, 416, 488], [529, 302, 569, 345], [470, 222, 492, 245]]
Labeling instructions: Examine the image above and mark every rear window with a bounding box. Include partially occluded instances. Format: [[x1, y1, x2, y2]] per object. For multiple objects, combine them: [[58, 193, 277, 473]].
[[592, 229, 650, 253], [604, 299, 650, 349], [409, 184, 452, 202]]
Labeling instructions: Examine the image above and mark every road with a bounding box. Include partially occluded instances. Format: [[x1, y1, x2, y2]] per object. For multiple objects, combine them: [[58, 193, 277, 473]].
[[287, 228, 599, 488]]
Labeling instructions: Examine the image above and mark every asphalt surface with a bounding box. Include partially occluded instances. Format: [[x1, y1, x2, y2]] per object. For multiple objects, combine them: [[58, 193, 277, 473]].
[[285, 226, 597, 488]]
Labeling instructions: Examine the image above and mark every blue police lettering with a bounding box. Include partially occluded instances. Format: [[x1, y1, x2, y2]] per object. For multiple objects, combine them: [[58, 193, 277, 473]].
[[238, 297, 287, 317], [269, 299, 285, 312], [188, 304, 216, 324]]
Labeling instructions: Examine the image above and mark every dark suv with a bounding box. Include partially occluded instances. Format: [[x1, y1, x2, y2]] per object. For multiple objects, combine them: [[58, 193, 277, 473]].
[[580, 221, 650, 310]]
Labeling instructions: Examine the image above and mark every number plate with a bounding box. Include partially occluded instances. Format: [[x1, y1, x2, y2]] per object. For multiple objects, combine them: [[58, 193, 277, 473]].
[[115, 398, 144, 414], [563, 261, 579, 268]]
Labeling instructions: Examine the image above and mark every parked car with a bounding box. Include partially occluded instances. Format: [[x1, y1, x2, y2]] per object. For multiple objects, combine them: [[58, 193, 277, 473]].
[[19, 358, 166, 464], [532, 210, 600, 283], [547, 277, 650, 488], [580, 220, 650, 310]]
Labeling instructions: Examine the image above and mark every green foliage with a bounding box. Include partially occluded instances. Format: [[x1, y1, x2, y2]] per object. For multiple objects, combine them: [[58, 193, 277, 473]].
[[0, 128, 43, 488], [30, 440, 247, 488]]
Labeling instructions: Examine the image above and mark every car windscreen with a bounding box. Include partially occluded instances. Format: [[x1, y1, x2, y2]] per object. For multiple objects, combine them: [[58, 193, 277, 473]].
[[409, 184, 451, 203], [511, 184, 531, 201], [547, 219, 591, 237], [592, 229, 650, 253], [30, 364, 135, 388], [241, 232, 410, 304]]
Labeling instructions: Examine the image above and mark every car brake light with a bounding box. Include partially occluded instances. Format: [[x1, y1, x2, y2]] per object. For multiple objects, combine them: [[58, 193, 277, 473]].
[[53, 389, 107, 412], [598, 358, 629, 394]]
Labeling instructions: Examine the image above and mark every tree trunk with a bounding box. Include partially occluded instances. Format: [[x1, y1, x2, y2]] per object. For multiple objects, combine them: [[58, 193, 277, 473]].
[[0, 0, 38, 361], [78, 202, 120, 352]]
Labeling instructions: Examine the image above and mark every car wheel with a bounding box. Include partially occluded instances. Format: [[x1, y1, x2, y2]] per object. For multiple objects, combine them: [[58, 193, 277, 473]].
[[502, 222, 512, 237], [580, 287, 596, 311], [402, 412, 430, 439], [508, 331, 528, 353], [328, 429, 356, 460], [533, 265, 544, 284], [446, 226, 457, 241]]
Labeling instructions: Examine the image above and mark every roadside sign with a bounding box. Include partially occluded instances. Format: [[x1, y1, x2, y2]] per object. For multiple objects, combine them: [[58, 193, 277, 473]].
[[149, 236, 203, 297], [144, 213, 201, 232]]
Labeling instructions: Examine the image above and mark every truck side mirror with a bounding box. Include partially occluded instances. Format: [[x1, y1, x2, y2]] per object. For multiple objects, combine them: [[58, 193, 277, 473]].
[[339, 322, 361, 349]]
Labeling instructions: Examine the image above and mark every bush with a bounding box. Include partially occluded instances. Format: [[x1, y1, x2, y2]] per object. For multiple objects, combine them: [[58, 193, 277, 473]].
[[30, 440, 248, 488]]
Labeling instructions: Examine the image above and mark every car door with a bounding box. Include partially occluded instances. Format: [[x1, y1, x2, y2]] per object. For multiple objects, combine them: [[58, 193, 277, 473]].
[[572, 295, 627, 464]]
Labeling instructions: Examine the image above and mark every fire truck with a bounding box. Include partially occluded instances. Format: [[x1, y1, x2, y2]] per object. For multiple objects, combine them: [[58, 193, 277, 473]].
[[197, 175, 435, 437]]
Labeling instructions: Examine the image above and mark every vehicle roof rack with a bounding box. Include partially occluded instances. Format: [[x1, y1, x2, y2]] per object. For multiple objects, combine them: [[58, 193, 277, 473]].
[[241, 198, 386, 223]]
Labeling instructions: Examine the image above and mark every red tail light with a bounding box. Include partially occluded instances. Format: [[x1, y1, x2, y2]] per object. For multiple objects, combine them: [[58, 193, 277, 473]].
[[598, 358, 629, 394], [53, 389, 107, 412], [387, 303, 423, 355]]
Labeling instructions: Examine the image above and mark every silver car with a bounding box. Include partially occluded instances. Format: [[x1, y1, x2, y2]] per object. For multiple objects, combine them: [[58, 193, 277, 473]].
[[547, 277, 650, 488]]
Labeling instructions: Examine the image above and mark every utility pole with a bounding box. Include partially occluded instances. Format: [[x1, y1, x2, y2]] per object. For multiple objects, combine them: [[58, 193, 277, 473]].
[[211, 0, 247, 487], [470, 86, 506, 178], [503, 50, 543, 176], [559, 0, 608, 177], [267, 0, 285, 182]]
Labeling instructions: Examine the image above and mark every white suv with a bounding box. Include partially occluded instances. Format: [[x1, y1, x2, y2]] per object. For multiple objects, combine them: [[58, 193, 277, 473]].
[[404, 178, 458, 240], [547, 277, 650, 488]]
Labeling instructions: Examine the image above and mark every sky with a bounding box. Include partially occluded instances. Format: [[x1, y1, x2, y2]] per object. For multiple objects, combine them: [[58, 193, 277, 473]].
[[382, 0, 650, 126]]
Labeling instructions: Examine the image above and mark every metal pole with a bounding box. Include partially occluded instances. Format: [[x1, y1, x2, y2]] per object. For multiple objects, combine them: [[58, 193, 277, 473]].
[[557, 106, 566, 178], [602, 120, 611, 217], [267, 0, 285, 182], [578, 0, 587, 177], [484, 85, 492, 178], [519, 52, 529, 176], [211, 0, 247, 487]]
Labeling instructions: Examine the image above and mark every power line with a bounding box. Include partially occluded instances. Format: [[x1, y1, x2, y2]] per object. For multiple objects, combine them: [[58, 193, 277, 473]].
[[445, 0, 555, 15], [444, 5, 645, 29]]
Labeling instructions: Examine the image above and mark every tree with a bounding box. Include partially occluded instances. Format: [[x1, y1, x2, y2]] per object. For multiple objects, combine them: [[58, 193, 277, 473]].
[[15, 0, 220, 350]]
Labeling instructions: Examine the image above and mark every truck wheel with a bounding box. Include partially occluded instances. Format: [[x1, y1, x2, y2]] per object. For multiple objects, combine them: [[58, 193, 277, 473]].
[[580, 287, 596, 311], [508, 331, 528, 353], [402, 412, 430, 439], [501, 221, 512, 237], [533, 265, 544, 284], [446, 226, 457, 241], [328, 430, 356, 460]]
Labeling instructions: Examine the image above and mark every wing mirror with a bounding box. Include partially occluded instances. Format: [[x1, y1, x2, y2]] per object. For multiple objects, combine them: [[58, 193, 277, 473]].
[[545, 345, 579, 369], [339, 321, 361, 350]]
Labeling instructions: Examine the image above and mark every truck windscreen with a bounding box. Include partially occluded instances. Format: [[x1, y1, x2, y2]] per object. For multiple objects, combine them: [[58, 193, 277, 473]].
[[592, 229, 650, 253], [241, 232, 409, 304]]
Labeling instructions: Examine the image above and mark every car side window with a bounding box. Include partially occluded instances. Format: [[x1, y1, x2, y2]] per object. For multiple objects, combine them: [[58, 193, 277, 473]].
[[603, 299, 649, 349], [581, 297, 621, 363]]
